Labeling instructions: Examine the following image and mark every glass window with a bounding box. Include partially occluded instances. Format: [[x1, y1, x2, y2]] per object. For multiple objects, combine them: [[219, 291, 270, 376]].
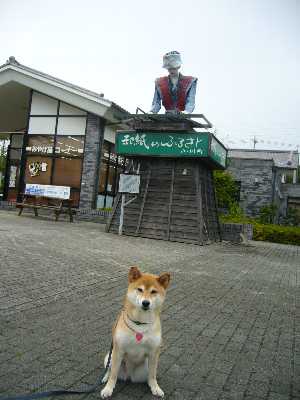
[[26, 135, 54, 155], [57, 117, 86, 135], [101, 141, 111, 160], [52, 158, 82, 189], [96, 194, 105, 209], [98, 163, 108, 193], [97, 140, 128, 209], [11, 134, 23, 148], [9, 148, 22, 160], [28, 117, 56, 135], [105, 195, 114, 208], [55, 136, 84, 157], [107, 165, 117, 193], [25, 156, 52, 185]]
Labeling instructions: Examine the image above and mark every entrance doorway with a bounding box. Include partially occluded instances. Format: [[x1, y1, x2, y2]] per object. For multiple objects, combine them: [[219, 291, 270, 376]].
[[0, 133, 24, 202], [0, 135, 9, 200]]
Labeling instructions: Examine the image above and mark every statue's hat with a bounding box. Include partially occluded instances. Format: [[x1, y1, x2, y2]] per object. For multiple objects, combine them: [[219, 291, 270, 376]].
[[162, 51, 182, 69]]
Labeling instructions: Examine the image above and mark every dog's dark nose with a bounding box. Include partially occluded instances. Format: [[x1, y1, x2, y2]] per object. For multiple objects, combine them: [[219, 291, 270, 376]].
[[142, 300, 150, 309]]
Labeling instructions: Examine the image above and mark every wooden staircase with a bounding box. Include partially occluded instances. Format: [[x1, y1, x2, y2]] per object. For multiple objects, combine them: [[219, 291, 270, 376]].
[[106, 158, 221, 245]]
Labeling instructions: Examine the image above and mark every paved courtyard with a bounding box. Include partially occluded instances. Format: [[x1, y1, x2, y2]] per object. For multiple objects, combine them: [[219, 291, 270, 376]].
[[0, 210, 300, 400]]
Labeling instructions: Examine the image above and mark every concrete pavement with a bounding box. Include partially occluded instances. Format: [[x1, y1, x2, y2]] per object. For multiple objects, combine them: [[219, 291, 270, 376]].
[[0, 210, 299, 400]]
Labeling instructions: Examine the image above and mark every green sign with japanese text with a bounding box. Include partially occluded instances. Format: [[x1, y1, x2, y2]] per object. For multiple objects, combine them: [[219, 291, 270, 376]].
[[210, 136, 227, 168], [116, 131, 209, 157], [116, 131, 227, 169]]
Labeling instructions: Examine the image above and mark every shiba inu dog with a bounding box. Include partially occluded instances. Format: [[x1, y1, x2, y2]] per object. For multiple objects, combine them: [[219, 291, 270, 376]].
[[100, 266, 171, 398]]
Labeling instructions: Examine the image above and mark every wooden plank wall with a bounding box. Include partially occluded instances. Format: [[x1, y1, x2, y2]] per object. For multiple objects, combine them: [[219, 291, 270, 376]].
[[107, 158, 221, 245]]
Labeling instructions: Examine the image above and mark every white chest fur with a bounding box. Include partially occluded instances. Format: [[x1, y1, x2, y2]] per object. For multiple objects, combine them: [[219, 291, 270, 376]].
[[116, 328, 161, 362]]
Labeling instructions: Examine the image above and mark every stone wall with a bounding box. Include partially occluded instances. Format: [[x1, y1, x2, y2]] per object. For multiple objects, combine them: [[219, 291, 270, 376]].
[[0, 200, 15, 210], [221, 223, 253, 242], [281, 183, 300, 198], [76, 208, 110, 223], [227, 158, 274, 217], [79, 113, 106, 209], [281, 183, 300, 216]]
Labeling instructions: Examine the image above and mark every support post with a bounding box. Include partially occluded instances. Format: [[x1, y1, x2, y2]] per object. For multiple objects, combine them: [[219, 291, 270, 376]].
[[118, 194, 137, 235], [119, 194, 125, 235]]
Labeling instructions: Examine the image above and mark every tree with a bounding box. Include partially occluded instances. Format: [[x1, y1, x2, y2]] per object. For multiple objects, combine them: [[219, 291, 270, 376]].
[[258, 204, 277, 224], [213, 170, 239, 209], [0, 143, 6, 171]]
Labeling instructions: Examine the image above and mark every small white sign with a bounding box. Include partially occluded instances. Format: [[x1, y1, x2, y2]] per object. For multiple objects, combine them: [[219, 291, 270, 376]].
[[25, 184, 70, 199], [9, 166, 17, 188], [41, 162, 48, 172], [119, 174, 140, 194]]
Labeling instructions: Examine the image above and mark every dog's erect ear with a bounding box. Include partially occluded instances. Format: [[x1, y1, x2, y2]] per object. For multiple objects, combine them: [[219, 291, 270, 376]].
[[157, 272, 171, 289], [129, 266, 142, 283]]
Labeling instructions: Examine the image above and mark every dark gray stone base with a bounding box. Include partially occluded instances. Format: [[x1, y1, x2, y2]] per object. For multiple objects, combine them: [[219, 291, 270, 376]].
[[221, 222, 253, 242], [79, 113, 105, 210]]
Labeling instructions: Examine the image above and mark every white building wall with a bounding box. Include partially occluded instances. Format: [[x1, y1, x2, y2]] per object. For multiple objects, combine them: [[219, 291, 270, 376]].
[[59, 102, 86, 115], [104, 125, 115, 143], [57, 117, 86, 135], [30, 92, 58, 114], [28, 91, 87, 135], [28, 116, 56, 134]]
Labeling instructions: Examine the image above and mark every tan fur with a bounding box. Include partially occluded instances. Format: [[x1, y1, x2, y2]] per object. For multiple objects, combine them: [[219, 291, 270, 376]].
[[101, 267, 170, 398]]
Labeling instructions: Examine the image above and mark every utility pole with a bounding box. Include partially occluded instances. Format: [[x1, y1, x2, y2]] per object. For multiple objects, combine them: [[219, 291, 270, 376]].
[[253, 136, 258, 149]]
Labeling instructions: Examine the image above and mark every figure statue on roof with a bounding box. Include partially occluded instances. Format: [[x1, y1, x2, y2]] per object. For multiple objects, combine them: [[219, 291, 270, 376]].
[[150, 51, 197, 114]]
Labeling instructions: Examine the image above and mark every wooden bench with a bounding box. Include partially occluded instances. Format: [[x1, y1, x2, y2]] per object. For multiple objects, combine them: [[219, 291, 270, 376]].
[[16, 184, 76, 222]]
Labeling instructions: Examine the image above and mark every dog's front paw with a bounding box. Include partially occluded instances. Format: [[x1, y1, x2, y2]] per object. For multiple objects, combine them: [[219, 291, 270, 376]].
[[101, 384, 114, 398], [149, 382, 164, 397]]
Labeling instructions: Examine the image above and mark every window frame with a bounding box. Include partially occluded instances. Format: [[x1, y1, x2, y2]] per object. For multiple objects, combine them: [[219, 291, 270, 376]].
[[22, 91, 88, 206], [98, 140, 127, 209]]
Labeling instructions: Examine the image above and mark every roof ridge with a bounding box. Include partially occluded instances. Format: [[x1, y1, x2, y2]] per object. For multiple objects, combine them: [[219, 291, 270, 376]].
[[0, 56, 110, 103]]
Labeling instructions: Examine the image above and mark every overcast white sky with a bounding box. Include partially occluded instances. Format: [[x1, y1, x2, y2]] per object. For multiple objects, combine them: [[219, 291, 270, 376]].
[[1, 0, 299, 151]]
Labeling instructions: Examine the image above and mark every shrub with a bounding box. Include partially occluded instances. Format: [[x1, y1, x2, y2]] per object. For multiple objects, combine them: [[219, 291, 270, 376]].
[[220, 214, 253, 225], [258, 204, 277, 224], [213, 171, 239, 209], [253, 224, 300, 246], [220, 215, 300, 246], [97, 207, 112, 212], [280, 208, 300, 227], [228, 203, 244, 218]]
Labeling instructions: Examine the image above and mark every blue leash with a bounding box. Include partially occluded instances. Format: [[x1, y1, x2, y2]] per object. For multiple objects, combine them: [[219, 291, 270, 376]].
[[0, 343, 113, 400]]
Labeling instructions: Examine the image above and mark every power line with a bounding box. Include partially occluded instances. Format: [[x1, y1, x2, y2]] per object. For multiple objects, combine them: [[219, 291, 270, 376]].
[[216, 136, 300, 150], [206, 126, 300, 150]]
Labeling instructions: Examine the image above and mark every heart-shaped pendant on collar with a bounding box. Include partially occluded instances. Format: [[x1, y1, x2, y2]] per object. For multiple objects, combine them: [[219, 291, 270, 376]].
[[136, 333, 143, 342]]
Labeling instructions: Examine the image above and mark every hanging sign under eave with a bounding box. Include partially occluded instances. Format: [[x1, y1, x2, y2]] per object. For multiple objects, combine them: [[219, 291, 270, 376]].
[[115, 131, 227, 169]]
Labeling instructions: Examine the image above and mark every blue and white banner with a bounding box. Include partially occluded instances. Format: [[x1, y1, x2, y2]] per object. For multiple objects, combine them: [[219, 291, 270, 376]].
[[25, 184, 70, 199]]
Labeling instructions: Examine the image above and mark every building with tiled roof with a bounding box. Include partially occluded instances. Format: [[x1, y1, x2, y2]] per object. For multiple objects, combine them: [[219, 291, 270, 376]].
[[0, 56, 129, 210], [227, 148, 299, 222]]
